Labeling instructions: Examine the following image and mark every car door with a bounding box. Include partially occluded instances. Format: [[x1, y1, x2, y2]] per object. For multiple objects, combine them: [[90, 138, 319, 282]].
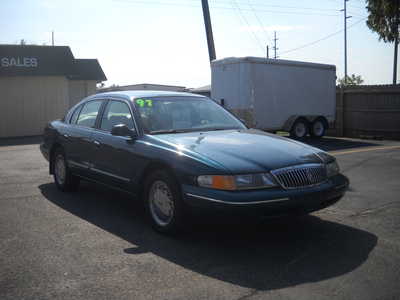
[[66, 99, 105, 178], [90, 99, 139, 190]]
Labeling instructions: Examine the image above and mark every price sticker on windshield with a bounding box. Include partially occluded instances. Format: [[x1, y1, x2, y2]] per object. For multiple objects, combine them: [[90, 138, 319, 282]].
[[136, 98, 153, 107]]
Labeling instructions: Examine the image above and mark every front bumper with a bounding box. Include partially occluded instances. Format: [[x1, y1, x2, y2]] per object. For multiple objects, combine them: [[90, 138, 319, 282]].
[[182, 174, 349, 217]]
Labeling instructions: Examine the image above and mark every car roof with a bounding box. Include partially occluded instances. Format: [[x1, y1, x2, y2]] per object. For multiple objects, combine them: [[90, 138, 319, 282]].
[[91, 90, 206, 101]]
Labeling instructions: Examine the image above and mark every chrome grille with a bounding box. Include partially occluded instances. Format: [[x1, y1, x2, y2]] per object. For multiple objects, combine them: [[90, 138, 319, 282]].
[[271, 163, 327, 189]]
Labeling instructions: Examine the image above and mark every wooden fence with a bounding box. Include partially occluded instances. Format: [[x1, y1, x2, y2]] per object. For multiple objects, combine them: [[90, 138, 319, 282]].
[[329, 85, 400, 140]]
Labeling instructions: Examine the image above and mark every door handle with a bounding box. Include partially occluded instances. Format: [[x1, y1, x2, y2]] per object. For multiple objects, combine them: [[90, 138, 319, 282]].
[[93, 140, 101, 147]]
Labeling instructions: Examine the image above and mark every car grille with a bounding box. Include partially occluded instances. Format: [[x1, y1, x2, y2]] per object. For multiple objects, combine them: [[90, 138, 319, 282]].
[[271, 163, 327, 189]]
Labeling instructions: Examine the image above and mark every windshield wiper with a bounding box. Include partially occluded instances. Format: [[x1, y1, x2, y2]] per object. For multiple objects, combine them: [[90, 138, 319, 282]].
[[149, 129, 191, 134], [200, 127, 239, 131], [149, 127, 240, 134]]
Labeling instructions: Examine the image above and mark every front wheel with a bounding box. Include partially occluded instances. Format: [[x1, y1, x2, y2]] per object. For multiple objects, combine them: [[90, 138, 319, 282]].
[[144, 170, 185, 234], [53, 148, 80, 192]]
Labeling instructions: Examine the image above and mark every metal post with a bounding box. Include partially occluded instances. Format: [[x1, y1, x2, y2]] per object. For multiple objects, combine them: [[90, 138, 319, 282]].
[[273, 31, 278, 59], [343, 0, 351, 84], [52, 31, 54, 46], [201, 0, 216, 62], [344, 0, 347, 84], [393, 0, 399, 84], [394, 37, 398, 84], [266, 45, 269, 59]]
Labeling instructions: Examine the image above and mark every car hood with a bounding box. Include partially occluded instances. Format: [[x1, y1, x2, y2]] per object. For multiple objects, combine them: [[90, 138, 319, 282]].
[[150, 129, 327, 174]]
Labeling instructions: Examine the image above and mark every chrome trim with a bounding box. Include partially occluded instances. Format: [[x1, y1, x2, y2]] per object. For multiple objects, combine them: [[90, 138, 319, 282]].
[[186, 193, 290, 205], [67, 160, 89, 169], [334, 183, 348, 190], [91, 167, 130, 182], [271, 163, 327, 190]]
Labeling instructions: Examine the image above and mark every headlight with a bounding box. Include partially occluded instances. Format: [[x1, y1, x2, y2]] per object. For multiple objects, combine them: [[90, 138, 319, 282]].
[[197, 173, 277, 190], [326, 160, 340, 177]]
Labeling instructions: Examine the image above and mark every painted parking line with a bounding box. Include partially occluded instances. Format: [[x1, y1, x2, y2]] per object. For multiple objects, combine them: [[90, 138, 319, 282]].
[[330, 145, 400, 156]]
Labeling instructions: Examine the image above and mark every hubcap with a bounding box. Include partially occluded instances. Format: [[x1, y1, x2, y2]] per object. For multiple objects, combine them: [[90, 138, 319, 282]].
[[313, 121, 324, 136], [295, 122, 307, 137], [149, 180, 174, 227], [54, 154, 66, 185]]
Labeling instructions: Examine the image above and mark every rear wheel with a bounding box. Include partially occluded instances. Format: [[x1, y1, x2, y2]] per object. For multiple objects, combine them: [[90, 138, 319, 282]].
[[310, 118, 327, 138], [290, 119, 309, 139], [53, 148, 80, 192], [144, 170, 185, 234]]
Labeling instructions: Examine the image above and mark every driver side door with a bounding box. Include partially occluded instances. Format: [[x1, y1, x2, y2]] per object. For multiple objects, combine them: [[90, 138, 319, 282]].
[[90, 99, 139, 191]]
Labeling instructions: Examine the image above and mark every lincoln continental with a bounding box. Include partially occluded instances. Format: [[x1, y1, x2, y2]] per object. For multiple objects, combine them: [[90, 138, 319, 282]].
[[40, 91, 349, 234]]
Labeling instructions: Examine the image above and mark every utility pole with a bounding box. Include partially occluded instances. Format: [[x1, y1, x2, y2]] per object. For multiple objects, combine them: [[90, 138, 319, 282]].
[[273, 31, 278, 59], [51, 31, 54, 46], [201, 0, 216, 63], [393, 0, 399, 84], [342, 0, 352, 84], [266, 45, 269, 59]]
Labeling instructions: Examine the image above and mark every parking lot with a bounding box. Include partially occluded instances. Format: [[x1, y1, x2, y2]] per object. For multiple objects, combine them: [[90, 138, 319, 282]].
[[0, 136, 399, 300]]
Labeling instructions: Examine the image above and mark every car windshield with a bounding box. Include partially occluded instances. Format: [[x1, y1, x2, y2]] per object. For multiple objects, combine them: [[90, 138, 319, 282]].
[[134, 96, 246, 134]]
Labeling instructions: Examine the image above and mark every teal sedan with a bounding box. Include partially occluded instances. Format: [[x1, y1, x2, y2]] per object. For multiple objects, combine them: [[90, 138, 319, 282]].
[[40, 91, 349, 234]]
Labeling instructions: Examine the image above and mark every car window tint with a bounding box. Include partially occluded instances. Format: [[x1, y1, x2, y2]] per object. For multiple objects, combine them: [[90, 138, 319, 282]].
[[135, 97, 245, 133], [76, 100, 103, 128], [70, 105, 82, 124], [100, 100, 134, 132]]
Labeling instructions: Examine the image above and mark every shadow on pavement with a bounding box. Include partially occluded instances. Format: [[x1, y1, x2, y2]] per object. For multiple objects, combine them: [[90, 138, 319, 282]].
[[39, 182, 377, 291], [0, 136, 42, 147], [297, 136, 381, 152]]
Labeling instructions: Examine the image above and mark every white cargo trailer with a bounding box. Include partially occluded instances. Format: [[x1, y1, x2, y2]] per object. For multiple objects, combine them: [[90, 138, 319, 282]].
[[211, 57, 336, 138]]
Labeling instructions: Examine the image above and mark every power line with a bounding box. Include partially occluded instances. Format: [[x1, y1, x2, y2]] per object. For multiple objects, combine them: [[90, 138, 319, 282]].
[[280, 17, 366, 55], [230, 0, 265, 53], [192, 0, 346, 12], [326, 0, 366, 11], [114, 0, 342, 17], [246, 0, 273, 43]]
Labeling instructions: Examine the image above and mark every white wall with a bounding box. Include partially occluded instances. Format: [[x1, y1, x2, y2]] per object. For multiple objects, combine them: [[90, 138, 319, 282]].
[[0, 76, 97, 138], [0, 76, 69, 138], [68, 80, 96, 107]]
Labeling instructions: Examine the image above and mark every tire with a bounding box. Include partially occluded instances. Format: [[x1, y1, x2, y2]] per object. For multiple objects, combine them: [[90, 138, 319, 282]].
[[53, 148, 80, 192], [290, 119, 309, 139], [143, 169, 185, 234], [310, 119, 326, 138]]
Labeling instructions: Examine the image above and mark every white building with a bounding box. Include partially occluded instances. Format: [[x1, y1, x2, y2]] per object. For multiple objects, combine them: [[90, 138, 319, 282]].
[[0, 45, 106, 138]]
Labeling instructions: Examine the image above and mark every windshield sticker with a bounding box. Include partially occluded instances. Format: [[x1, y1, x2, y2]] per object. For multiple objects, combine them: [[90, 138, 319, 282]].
[[136, 99, 153, 107]]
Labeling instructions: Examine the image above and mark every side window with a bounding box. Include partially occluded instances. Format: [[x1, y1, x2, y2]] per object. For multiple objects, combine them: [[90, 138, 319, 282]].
[[100, 100, 134, 132], [70, 105, 82, 124], [76, 100, 103, 128]]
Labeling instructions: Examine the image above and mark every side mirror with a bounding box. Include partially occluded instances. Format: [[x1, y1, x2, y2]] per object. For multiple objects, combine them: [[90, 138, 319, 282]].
[[111, 124, 137, 139]]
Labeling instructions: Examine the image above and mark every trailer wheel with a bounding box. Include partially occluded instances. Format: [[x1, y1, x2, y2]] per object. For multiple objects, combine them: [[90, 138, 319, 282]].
[[290, 118, 309, 139], [310, 118, 327, 138]]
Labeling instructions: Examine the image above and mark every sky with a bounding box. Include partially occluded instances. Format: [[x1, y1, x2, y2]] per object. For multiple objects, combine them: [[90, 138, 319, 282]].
[[0, 0, 397, 88]]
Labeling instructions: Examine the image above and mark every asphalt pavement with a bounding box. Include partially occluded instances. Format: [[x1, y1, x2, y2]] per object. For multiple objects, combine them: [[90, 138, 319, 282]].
[[0, 136, 399, 300]]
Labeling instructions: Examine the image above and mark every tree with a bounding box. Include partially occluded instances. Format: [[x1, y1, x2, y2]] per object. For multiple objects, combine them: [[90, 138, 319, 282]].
[[337, 74, 364, 86], [366, 0, 400, 84]]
